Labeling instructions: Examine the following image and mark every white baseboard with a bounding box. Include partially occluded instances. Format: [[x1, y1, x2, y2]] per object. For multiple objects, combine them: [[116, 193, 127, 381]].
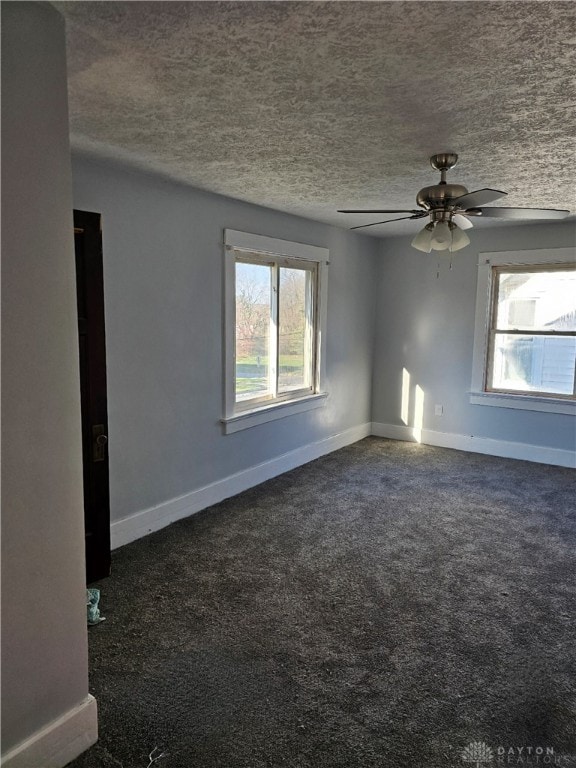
[[371, 422, 576, 469], [1, 695, 97, 768], [111, 422, 372, 548], [111, 419, 573, 550]]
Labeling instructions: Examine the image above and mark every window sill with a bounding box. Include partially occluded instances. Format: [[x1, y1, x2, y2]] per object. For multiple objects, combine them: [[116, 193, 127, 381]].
[[222, 392, 328, 434], [469, 391, 575, 415]]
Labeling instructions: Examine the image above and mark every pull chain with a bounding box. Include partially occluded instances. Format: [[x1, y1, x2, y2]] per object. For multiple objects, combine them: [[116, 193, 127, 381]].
[[436, 255, 454, 277]]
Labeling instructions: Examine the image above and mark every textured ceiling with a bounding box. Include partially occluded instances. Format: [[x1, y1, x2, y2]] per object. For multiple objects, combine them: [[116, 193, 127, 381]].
[[56, 1, 576, 236]]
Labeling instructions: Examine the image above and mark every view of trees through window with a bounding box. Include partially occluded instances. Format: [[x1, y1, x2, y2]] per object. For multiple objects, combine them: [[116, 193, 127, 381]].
[[235, 261, 271, 400], [235, 259, 313, 403]]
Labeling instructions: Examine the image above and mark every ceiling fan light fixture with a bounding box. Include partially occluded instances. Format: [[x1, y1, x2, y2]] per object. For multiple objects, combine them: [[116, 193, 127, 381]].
[[449, 224, 471, 252], [452, 212, 474, 230], [411, 223, 434, 252], [412, 218, 470, 254], [430, 220, 451, 250]]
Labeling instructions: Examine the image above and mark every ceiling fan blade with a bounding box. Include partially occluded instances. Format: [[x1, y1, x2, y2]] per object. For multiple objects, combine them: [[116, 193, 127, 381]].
[[453, 188, 507, 209], [452, 213, 474, 230], [338, 209, 423, 214], [473, 206, 571, 220], [350, 214, 426, 231]]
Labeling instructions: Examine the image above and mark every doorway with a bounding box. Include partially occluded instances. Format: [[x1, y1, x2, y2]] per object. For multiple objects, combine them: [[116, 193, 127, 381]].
[[74, 210, 111, 584]]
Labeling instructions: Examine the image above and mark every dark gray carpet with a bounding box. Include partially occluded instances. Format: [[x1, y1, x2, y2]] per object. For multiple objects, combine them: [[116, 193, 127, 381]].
[[68, 438, 576, 768]]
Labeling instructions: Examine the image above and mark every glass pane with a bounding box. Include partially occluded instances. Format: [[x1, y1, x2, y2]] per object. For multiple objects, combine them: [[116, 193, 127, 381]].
[[235, 262, 272, 402], [491, 333, 576, 395], [278, 267, 311, 393], [496, 270, 576, 331]]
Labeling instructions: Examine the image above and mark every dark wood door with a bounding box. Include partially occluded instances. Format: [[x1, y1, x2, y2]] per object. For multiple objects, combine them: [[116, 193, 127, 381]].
[[74, 210, 111, 584]]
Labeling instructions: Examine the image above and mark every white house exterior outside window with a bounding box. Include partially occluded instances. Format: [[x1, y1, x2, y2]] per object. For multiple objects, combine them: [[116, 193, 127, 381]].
[[471, 248, 576, 415]]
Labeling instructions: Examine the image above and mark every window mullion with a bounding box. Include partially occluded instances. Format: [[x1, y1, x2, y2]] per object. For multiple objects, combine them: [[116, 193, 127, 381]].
[[485, 329, 496, 391], [485, 268, 500, 391], [270, 263, 279, 398], [493, 328, 576, 337], [304, 268, 314, 390]]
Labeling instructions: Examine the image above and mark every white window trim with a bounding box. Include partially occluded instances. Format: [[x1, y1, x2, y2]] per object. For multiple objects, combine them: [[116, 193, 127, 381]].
[[470, 247, 576, 415], [222, 229, 329, 434]]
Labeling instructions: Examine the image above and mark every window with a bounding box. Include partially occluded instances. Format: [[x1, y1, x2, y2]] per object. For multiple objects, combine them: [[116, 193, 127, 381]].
[[488, 266, 576, 397], [235, 255, 317, 404], [223, 230, 328, 433], [471, 248, 576, 414]]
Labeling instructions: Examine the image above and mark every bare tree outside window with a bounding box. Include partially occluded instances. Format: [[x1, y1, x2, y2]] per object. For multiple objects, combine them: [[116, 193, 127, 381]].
[[279, 267, 309, 392], [235, 261, 271, 400], [234, 256, 317, 406]]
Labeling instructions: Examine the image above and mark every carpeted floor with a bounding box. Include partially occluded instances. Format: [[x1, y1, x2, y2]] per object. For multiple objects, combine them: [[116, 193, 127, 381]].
[[68, 438, 576, 768]]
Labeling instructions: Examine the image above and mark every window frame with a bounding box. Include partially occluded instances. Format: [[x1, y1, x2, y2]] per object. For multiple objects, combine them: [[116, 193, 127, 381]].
[[470, 248, 576, 415], [222, 230, 329, 434], [233, 251, 319, 409]]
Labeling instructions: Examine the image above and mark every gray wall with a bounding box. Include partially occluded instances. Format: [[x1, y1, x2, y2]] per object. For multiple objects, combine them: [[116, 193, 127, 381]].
[[72, 156, 379, 523], [371, 222, 576, 452], [1, 2, 91, 754]]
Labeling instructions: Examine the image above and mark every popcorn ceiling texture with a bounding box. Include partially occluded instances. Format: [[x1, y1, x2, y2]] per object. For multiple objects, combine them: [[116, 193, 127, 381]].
[[57, 1, 576, 235]]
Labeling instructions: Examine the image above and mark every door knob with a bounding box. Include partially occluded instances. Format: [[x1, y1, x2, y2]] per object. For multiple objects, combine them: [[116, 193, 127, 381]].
[[92, 424, 108, 462]]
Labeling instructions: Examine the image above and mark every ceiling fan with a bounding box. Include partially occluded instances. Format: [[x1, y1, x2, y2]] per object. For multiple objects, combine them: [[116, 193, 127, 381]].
[[338, 153, 570, 253]]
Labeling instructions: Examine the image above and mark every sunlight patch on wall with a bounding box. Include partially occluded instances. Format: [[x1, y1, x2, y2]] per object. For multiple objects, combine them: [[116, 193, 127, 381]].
[[413, 384, 425, 443], [401, 367, 410, 425]]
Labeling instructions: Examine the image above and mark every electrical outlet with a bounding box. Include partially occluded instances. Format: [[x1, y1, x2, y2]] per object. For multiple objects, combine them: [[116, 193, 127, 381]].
[[434, 404, 443, 416]]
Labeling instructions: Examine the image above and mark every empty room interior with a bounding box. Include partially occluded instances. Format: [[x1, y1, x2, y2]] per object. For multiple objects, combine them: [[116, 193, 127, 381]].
[[2, 2, 576, 767]]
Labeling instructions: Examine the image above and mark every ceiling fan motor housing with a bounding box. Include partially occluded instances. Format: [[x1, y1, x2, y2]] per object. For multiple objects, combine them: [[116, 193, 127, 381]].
[[416, 183, 469, 211]]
